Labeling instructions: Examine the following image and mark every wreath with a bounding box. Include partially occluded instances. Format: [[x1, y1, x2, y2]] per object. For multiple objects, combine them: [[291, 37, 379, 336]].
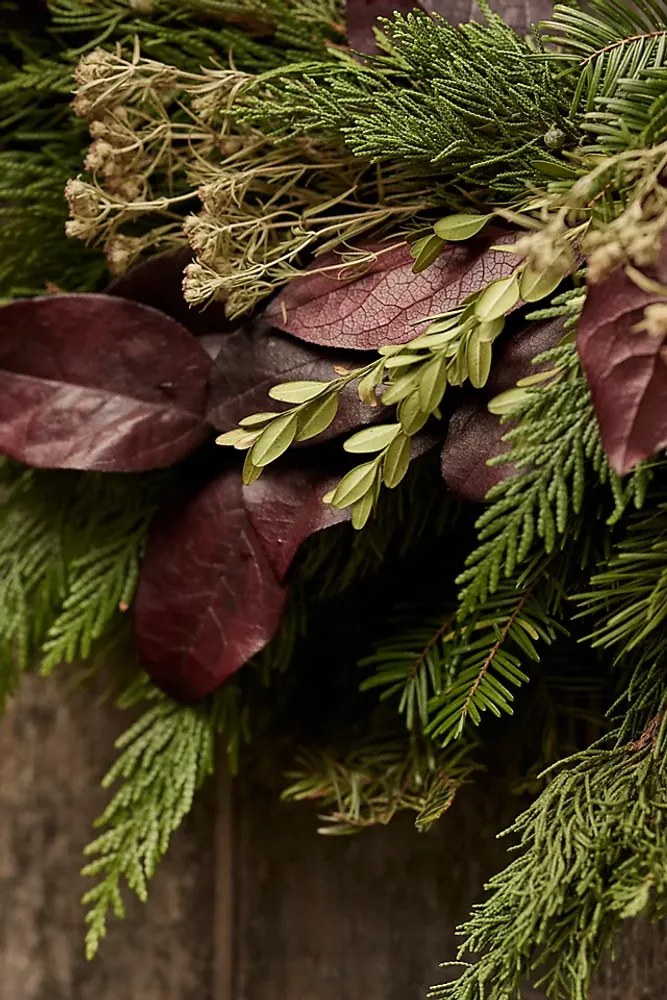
[[3, 1, 667, 995]]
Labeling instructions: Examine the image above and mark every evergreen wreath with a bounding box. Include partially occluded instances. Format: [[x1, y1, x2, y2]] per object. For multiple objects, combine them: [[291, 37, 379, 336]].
[[4, 0, 667, 995]]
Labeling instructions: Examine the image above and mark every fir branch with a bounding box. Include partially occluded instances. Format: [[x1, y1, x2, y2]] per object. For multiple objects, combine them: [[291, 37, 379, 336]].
[[282, 735, 477, 835], [361, 578, 561, 745]]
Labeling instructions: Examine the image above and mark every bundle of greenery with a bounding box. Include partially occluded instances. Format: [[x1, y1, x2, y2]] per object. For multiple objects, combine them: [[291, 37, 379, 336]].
[[3, 0, 667, 995]]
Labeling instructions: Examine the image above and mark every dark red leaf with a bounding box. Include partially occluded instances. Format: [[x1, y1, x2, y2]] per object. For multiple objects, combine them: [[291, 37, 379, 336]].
[[441, 316, 564, 499], [346, 0, 422, 53], [134, 472, 288, 702], [578, 247, 667, 475], [107, 248, 231, 337], [265, 235, 518, 350], [207, 316, 378, 440], [0, 294, 211, 471], [243, 461, 350, 582], [421, 0, 553, 32]]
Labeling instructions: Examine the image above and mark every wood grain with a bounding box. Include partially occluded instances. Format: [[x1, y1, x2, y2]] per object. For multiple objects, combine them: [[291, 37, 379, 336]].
[[0, 676, 215, 1000], [1, 678, 666, 1000]]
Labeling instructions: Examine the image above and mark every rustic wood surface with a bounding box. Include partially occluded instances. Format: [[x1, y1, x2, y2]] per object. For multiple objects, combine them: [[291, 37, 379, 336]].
[[0, 679, 665, 1000], [0, 677, 215, 1000]]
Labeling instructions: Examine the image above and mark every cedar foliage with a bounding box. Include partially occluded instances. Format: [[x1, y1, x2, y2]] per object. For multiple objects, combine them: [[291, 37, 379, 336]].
[[4, 1, 667, 997]]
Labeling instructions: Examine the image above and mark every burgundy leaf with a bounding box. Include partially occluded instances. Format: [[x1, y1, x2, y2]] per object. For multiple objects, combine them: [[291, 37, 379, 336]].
[[265, 234, 518, 350], [134, 472, 288, 702], [346, 0, 422, 54], [243, 461, 350, 581], [207, 316, 378, 440], [578, 248, 667, 475], [441, 316, 564, 499], [0, 294, 211, 471], [421, 0, 552, 32], [107, 248, 231, 337]]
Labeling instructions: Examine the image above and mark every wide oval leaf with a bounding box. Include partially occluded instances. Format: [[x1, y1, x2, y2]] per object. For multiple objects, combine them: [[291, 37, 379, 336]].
[[206, 316, 377, 441], [421, 0, 554, 33], [107, 248, 231, 338], [134, 462, 356, 701], [134, 471, 289, 702], [578, 247, 667, 475], [265, 235, 518, 350], [0, 294, 212, 471]]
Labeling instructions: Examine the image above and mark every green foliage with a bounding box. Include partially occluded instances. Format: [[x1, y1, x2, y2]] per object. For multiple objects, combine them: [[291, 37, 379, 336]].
[[432, 711, 667, 1000], [282, 735, 477, 834], [0, 0, 344, 298], [541, 0, 667, 128], [457, 345, 649, 616], [360, 578, 562, 743], [0, 461, 159, 705], [82, 673, 248, 958], [577, 484, 667, 658], [241, 3, 573, 203]]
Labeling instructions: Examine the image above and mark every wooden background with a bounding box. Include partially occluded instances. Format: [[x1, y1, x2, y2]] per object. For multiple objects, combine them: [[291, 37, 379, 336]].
[[0, 677, 665, 1000]]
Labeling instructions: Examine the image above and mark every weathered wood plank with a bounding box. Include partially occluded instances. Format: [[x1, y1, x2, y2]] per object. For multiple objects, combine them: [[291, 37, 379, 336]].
[[0, 676, 215, 1000]]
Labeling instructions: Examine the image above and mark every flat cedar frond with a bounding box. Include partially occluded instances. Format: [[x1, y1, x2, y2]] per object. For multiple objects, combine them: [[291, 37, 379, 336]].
[[456, 345, 649, 616], [431, 709, 667, 1000], [240, 9, 572, 203], [0, 462, 159, 704], [282, 736, 477, 835]]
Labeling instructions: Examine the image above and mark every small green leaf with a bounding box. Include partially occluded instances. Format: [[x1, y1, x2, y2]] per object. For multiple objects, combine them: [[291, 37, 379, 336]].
[[488, 386, 531, 415], [424, 314, 460, 335], [238, 411, 280, 428], [378, 344, 405, 357], [322, 488, 336, 505], [351, 490, 375, 530], [296, 393, 339, 441], [383, 432, 411, 488], [412, 233, 446, 273], [466, 329, 493, 388], [409, 326, 462, 349], [216, 428, 250, 447], [249, 411, 298, 466], [398, 390, 430, 435], [448, 338, 468, 387], [434, 213, 493, 242], [475, 273, 520, 322], [381, 370, 421, 406], [384, 353, 423, 368], [419, 354, 448, 413], [516, 368, 558, 388], [519, 262, 567, 303], [358, 364, 384, 404], [476, 317, 505, 342], [242, 451, 263, 485], [344, 424, 401, 454], [234, 431, 262, 450], [331, 460, 379, 508], [269, 381, 326, 403], [531, 159, 579, 180]]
